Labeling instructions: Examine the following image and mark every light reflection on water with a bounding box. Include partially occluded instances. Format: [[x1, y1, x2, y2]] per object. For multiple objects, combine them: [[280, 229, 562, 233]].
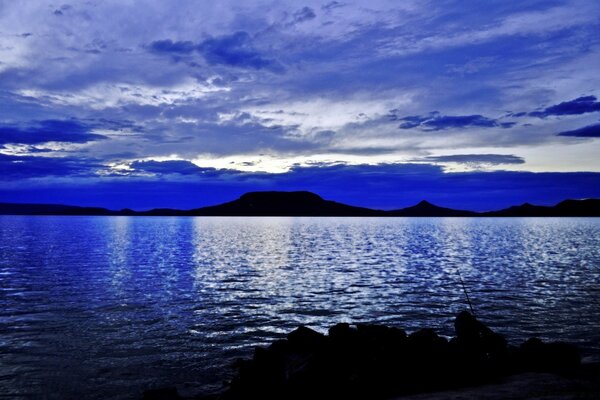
[[0, 216, 599, 399]]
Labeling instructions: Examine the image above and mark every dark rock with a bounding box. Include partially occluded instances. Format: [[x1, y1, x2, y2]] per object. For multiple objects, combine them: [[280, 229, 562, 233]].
[[409, 328, 441, 346], [287, 325, 326, 353], [328, 322, 352, 340], [357, 324, 407, 344], [546, 342, 580, 370], [218, 312, 583, 400], [519, 338, 580, 372], [268, 339, 290, 355], [520, 337, 549, 371]]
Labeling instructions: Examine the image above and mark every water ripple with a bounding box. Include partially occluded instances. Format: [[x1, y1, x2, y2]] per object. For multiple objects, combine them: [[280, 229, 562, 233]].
[[0, 216, 599, 398]]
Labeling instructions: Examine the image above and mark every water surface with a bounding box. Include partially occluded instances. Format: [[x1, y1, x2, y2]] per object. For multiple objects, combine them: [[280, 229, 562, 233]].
[[1, 216, 599, 399]]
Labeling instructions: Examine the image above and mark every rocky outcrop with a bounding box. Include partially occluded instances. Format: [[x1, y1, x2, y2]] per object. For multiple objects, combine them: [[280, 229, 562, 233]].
[[216, 312, 580, 399]]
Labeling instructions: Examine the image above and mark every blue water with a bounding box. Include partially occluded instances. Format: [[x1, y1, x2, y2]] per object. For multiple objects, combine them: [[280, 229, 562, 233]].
[[0, 216, 599, 399]]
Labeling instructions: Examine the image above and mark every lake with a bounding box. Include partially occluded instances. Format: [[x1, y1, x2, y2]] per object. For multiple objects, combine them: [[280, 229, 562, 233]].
[[1, 216, 599, 399]]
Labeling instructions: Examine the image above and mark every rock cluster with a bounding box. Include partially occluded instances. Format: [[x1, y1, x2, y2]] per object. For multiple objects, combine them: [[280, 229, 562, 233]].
[[220, 312, 579, 399], [143, 312, 580, 400]]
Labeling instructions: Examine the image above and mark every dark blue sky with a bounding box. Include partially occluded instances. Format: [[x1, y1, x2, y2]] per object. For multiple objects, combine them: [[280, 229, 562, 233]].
[[1, 1, 600, 210]]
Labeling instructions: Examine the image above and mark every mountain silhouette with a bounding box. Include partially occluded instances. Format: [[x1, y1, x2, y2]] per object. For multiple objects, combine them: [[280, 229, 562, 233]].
[[188, 191, 383, 216], [484, 198, 600, 217], [554, 199, 600, 216], [1, 192, 599, 217], [0, 202, 112, 215], [388, 200, 477, 217]]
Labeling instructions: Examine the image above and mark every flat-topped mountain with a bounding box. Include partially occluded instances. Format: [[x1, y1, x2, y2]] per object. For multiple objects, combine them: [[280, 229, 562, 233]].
[[1, 192, 599, 217], [189, 191, 383, 216]]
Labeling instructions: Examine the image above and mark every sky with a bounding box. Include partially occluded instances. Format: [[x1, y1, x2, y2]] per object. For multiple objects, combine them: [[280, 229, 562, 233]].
[[1, 0, 600, 211]]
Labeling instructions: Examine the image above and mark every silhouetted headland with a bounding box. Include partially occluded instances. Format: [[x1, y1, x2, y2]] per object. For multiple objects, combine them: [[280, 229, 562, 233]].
[[144, 312, 599, 400], [1, 191, 600, 216]]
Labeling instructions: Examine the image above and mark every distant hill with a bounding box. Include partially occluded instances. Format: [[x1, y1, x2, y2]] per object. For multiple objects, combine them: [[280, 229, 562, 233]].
[[1, 192, 599, 217], [484, 199, 600, 217], [388, 200, 477, 217], [0, 202, 112, 215]]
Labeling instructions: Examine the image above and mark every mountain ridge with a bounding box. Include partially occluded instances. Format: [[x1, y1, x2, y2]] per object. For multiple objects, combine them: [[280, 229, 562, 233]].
[[1, 191, 599, 217]]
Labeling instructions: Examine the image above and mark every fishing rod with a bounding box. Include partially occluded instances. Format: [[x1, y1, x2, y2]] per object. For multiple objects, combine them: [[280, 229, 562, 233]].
[[456, 266, 475, 316]]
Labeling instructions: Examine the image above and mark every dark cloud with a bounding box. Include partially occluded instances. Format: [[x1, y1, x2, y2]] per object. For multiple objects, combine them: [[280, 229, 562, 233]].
[[149, 33, 283, 71], [0, 153, 100, 179], [149, 39, 196, 54], [557, 123, 600, 137], [53, 4, 71, 16], [394, 112, 515, 130], [322, 2, 345, 11], [0, 120, 107, 145], [25, 147, 64, 153], [198, 32, 284, 71], [390, 114, 429, 128], [422, 154, 525, 165], [293, 7, 316, 23], [504, 112, 527, 118], [530, 96, 600, 117]]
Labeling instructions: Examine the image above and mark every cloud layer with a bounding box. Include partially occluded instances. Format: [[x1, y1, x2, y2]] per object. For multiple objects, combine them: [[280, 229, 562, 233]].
[[394, 113, 515, 130], [558, 123, 600, 138], [530, 96, 600, 117], [1, 1, 599, 207], [0, 120, 106, 145]]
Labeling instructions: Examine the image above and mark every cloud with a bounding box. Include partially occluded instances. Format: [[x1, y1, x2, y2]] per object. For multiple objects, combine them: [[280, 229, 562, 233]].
[[149, 39, 196, 54], [130, 160, 226, 176], [394, 112, 515, 130], [530, 96, 600, 117], [557, 123, 600, 138], [0, 120, 106, 145], [0, 153, 100, 179], [422, 154, 525, 165], [149, 32, 284, 72], [293, 7, 316, 23], [505, 112, 527, 118], [322, 2, 344, 12], [198, 31, 283, 72]]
